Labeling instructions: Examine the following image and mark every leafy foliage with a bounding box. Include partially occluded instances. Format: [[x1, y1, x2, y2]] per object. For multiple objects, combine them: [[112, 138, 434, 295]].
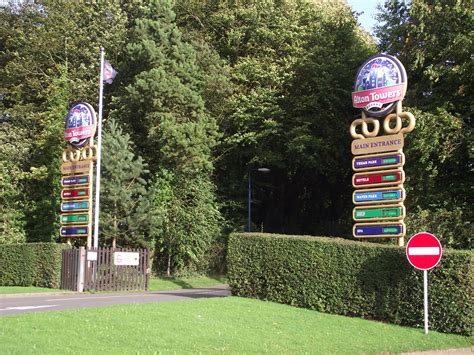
[[375, 1, 473, 248], [228, 233, 473, 335], [150, 170, 222, 275], [375, 0, 473, 120], [0, 1, 128, 242], [176, 0, 377, 235], [0, 161, 26, 244], [0, 0, 471, 271], [0, 242, 69, 288]]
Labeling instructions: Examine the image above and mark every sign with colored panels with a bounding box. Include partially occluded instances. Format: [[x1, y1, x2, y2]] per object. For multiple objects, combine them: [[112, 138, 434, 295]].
[[353, 204, 405, 222], [352, 54, 407, 117], [352, 151, 404, 171], [353, 222, 405, 238], [353, 169, 404, 188], [61, 201, 90, 212], [62, 175, 90, 187], [64, 102, 97, 148], [61, 188, 89, 200], [352, 133, 403, 155], [61, 160, 92, 175], [353, 186, 405, 205], [60, 226, 89, 237], [61, 213, 89, 225], [406, 232, 443, 270]]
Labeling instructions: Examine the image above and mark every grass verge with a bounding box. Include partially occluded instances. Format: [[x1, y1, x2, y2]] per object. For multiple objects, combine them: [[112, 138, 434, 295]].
[[0, 275, 226, 295], [0, 297, 471, 353], [148, 274, 226, 291], [0, 286, 63, 294]]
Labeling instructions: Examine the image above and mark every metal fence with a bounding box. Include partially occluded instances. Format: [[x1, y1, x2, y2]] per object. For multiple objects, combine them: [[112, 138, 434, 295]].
[[61, 247, 150, 292]]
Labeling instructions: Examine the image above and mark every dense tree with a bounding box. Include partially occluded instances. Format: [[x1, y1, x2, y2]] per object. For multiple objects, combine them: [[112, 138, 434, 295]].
[[403, 107, 472, 249], [176, 0, 376, 235], [112, 0, 222, 273], [149, 170, 222, 275], [1, 0, 470, 256], [22, 65, 69, 241], [375, 0, 473, 121], [0, 1, 128, 241], [375, 0, 473, 248], [0, 161, 26, 244]]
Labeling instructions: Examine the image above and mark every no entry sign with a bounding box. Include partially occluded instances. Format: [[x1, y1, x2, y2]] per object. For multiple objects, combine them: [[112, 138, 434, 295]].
[[406, 232, 443, 334], [406, 232, 442, 270]]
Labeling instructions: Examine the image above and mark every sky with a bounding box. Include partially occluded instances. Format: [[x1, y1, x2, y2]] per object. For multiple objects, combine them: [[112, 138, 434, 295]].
[[346, 0, 383, 35]]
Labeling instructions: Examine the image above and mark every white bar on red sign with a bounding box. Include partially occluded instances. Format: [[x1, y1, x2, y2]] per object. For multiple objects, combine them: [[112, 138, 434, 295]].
[[408, 247, 440, 256]]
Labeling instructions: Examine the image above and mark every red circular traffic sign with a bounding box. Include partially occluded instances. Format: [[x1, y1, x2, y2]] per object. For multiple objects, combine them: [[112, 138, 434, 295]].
[[406, 232, 442, 270]]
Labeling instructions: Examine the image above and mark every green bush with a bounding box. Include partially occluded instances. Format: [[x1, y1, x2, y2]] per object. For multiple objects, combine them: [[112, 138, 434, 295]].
[[0, 243, 69, 288], [228, 233, 473, 335]]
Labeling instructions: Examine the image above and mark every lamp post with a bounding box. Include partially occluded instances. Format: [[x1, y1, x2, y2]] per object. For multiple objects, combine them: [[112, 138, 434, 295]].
[[248, 167, 270, 232]]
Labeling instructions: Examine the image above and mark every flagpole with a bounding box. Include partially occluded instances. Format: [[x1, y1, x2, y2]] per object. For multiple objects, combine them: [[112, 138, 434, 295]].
[[93, 47, 105, 249]]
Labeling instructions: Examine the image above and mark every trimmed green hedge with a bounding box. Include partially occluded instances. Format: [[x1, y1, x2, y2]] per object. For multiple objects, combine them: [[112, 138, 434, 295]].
[[228, 233, 473, 335], [0, 243, 70, 288]]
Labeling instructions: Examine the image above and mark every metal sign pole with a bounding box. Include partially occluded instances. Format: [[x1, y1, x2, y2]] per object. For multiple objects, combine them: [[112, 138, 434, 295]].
[[424, 269, 428, 334], [93, 47, 105, 249]]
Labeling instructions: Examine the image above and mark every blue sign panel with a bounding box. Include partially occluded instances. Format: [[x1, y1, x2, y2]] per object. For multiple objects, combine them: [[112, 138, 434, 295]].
[[354, 189, 402, 203], [60, 226, 89, 237], [355, 225, 402, 236], [61, 201, 89, 212], [62, 175, 90, 187]]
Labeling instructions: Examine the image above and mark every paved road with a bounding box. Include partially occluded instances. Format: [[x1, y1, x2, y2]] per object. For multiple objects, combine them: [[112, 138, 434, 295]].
[[0, 285, 230, 316]]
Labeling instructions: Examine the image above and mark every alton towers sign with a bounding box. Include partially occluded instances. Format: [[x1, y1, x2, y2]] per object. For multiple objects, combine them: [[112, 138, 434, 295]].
[[350, 54, 415, 246], [59, 102, 97, 247]]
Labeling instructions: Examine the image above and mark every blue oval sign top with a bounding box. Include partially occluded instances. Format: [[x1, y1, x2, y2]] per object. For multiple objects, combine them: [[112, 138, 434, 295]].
[[352, 54, 407, 117], [65, 102, 97, 148]]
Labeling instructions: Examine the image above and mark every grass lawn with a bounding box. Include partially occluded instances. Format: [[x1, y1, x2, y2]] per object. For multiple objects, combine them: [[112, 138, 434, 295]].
[[0, 286, 64, 294], [0, 297, 471, 353]]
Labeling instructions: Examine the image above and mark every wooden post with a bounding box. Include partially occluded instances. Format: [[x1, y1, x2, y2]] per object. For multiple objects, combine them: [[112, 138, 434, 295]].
[[77, 247, 86, 292]]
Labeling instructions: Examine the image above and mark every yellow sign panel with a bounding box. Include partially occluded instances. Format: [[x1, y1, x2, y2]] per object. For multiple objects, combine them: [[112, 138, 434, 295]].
[[351, 133, 404, 155], [61, 160, 92, 175]]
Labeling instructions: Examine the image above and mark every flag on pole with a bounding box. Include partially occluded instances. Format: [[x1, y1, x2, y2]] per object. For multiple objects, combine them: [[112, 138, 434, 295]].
[[103, 59, 117, 84]]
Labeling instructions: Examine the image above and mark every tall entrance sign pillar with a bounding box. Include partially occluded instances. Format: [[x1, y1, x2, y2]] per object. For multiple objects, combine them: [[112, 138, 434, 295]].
[[60, 103, 97, 248], [350, 54, 415, 246]]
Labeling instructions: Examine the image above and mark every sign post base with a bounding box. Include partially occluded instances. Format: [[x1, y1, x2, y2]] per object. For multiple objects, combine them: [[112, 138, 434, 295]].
[[424, 269, 428, 334]]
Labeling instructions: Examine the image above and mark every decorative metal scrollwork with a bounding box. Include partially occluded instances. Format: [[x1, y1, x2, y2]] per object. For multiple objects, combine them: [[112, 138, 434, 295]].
[[383, 111, 415, 135], [351, 103, 415, 139], [62, 145, 97, 162], [350, 113, 380, 139]]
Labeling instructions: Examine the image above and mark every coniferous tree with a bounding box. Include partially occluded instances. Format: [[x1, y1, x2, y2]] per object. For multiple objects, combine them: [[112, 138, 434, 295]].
[[100, 118, 149, 248], [113, 0, 222, 273]]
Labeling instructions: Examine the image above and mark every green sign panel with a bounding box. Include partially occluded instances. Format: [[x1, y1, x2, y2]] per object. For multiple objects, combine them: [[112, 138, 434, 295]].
[[354, 207, 402, 220], [61, 214, 89, 224]]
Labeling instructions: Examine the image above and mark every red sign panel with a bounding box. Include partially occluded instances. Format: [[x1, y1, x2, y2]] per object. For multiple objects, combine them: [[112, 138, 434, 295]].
[[62, 188, 89, 200], [406, 232, 442, 270], [353, 171, 402, 186]]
